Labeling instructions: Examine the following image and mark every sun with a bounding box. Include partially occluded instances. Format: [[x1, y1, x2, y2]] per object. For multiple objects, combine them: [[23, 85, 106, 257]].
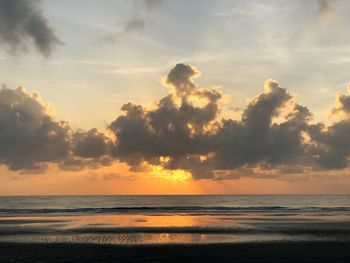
[[151, 166, 191, 182]]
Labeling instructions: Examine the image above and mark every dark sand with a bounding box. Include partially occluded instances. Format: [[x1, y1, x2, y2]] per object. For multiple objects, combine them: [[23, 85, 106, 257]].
[[0, 241, 349, 263]]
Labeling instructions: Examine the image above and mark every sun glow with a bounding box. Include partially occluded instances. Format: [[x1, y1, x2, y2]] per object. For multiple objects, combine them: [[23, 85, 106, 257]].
[[151, 166, 191, 182]]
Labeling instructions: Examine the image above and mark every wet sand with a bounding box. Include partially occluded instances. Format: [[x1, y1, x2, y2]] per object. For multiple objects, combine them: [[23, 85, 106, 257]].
[[1, 211, 350, 262], [1, 241, 350, 262]]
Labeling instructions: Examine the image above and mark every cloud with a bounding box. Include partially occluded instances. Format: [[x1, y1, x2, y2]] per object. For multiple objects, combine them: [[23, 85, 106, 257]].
[[331, 85, 350, 119], [308, 87, 350, 169], [3, 63, 350, 180], [0, 0, 60, 56], [109, 64, 316, 179], [101, 0, 162, 42], [108, 64, 350, 179], [0, 85, 69, 171], [72, 128, 111, 158], [165, 63, 200, 97], [109, 64, 222, 176], [209, 82, 311, 171], [0, 84, 109, 172]]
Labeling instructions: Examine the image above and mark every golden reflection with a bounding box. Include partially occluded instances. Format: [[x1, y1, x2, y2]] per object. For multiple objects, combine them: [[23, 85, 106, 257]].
[[58, 214, 201, 229]]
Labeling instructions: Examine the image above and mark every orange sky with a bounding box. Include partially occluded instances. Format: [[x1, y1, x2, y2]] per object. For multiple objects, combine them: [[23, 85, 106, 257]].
[[2, 163, 350, 195]]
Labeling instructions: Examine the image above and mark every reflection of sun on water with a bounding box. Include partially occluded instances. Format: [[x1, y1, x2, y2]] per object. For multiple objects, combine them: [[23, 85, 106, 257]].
[[151, 166, 191, 182]]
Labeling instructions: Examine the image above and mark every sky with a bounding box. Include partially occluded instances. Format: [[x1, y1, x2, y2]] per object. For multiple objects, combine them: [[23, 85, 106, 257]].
[[2, 0, 350, 195]]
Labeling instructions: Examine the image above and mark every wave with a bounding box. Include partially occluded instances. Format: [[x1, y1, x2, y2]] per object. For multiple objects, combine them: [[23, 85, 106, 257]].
[[1, 206, 350, 214]]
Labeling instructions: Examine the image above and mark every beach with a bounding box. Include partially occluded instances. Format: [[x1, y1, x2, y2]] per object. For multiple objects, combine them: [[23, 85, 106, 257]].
[[1, 195, 350, 262]]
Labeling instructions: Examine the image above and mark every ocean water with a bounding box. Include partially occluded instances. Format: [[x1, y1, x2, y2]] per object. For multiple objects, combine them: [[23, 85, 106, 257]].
[[1, 195, 350, 245], [1, 195, 350, 213]]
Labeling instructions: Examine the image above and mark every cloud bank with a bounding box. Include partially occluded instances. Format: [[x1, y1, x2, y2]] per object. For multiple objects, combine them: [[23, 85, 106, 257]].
[[0, 0, 60, 56], [1, 63, 350, 179]]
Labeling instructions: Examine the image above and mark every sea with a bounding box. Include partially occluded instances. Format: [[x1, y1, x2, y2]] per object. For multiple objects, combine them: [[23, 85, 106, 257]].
[[1, 195, 350, 245]]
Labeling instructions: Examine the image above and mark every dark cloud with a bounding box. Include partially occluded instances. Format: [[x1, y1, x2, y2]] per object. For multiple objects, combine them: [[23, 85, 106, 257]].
[[109, 64, 315, 179], [109, 64, 222, 176], [209, 89, 311, 171], [331, 87, 350, 116], [72, 128, 111, 158], [308, 89, 350, 170], [0, 0, 60, 56], [108, 63, 350, 180], [3, 63, 350, 180], [166, 63, 199, 94], [0, 84, 109, 173], [0, 85, 69, 171]]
